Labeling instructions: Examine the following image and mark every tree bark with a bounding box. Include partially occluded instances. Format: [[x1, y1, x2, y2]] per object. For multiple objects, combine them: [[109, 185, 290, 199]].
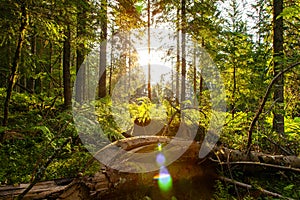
[[176, 8, 180, 101], [3, 2, 28, 126], [147, 0, 151, 100], [75, 1, 87, 103], [27, 32, 36, 93], [63, 26, 72, 109], [109, 27, 114, 95], [181, 0, 186, 102], [98, 0, 107, 98], [272, 0, 284, 134]]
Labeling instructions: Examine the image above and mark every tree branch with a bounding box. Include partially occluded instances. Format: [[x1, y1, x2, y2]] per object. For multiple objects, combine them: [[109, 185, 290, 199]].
[[210, 159, 300, 173], [246, 62, 300, 153], [218, 176, 295, 200]]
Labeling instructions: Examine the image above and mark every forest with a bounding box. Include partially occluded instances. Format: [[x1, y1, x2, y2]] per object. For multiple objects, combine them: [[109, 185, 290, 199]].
[[0, 0, 299, 199]]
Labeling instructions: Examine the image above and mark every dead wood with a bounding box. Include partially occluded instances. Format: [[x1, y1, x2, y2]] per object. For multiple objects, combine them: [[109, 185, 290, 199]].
[[218, 176, 295, 200], [0, 136, 299, 199], [210, 159, 300, 173], [213, 146, 300, 169]]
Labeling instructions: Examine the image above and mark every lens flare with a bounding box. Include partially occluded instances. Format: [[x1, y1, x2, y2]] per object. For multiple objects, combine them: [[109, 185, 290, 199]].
[[157, 166, 172, 192], [157, 143, 162, 151], [156, 153, 166, 166], [154, 143, 173, 192]]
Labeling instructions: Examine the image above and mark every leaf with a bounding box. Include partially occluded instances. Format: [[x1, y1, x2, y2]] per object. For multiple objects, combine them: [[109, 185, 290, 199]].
[[284, 184, 294, 191], [31, 126, 54, 141]]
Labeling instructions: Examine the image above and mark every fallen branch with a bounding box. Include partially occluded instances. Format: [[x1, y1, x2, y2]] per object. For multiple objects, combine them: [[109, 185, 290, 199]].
[[218, 176, 295, 200], [210, 159, 300, 173], [214, 147, 300, 168], [264, 136, 294, 155], [247, 61, 300, 153]]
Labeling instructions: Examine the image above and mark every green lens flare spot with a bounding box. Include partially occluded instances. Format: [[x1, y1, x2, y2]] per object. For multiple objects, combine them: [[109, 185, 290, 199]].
[[157, 167, 172, 192], [158, 174, 172, 192]]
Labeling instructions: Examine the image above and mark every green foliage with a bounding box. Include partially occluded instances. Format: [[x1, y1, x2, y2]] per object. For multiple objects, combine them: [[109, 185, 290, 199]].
[[221, 112, 253, 150], [0, 90, 99, 185], [0, 136, 43, 184], [280, 5, 300, 20], [95, 97, 125, 141], [0, 90, 37, 113], [30, 125, 54, 141], [285, 117, 300, 135], [213, 180, 235, 200], [284, 117, 300, 155], [128, 97, 157, 124], [45, 151, 100, 180], [260, 116, 300, 155]]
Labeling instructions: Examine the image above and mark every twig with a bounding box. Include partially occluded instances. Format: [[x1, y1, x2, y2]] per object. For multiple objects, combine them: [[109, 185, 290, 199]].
[[218, 176, 295, 200], [246, 62, 300, 154], [226, 152, 241, 198], [210, 158, 300, 173], [263, 136, 293, 155]]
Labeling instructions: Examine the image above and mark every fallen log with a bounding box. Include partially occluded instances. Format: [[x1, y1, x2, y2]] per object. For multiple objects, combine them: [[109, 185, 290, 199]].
[[213, 146, 300, 168], [0, 136, 299, 199]]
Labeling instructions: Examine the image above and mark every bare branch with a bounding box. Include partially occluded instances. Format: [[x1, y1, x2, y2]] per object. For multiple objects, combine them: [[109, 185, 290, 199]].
[[247, 62, 300, 153], [210, 159, 300, 173], [218, 176, 295, 200]]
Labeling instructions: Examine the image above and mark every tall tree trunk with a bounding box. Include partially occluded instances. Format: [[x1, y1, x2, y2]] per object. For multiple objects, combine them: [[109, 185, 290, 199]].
[[128, 33, 131, 91], [109, 31, 114, 95], [232, 60, 236, 118], [35, 38, 42, 94], [3, 2, 28, 126], [193, 42, 197, 106], [272, 0, 284, 134], [199, 1, 204, 106], [48, 42, 53, 96], [75, 1, 87, 103], [199, 38, 204, 106], [98, 0, 107, 98], [181, 0, 186, 102], [147, 0, 151, 100], [86, 55, 90, 101], [108, 23, 114, 96], [176, 8, 180, 101], [63, 26, 72, 109], [27, 31, 36, 93]]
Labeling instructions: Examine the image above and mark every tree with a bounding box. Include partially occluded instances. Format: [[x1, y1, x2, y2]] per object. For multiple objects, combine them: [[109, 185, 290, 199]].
[[272, 0, 284, 134], [181, 0, 186, 102], [176, 7, 180, 101], [98, 0, 108, 98], [147, 0, 151, 100], [217, 0, 255, 117], [75, 0, 88, 103], [63, 26, 72, 108], [3, 1, 28, 126]]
